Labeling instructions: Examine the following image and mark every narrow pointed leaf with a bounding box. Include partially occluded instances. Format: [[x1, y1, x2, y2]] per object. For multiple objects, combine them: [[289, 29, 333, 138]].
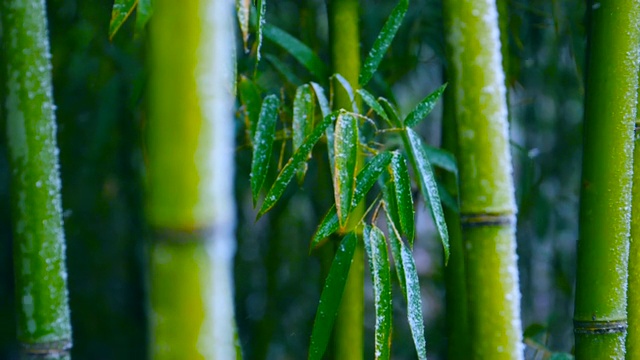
[[293, 84, 315, 183], [236, 0, 251, 52], [309, 233, 358, 360], [401, 243, 427, 360], [109, 0, 137, 40], [333, 112, 359, 227], [384, 205, 407, 297], [258, 112, 338, 217], [135, 0, 152, 34], [239, 76, 262, 139], [364, 225, 393, 360], [311, 152, 393, 249], [251, 95, 279, 204], [358, 89, 391, 126], [265, 53, 302, 86], [423, 144, 457, 176], [310, 82, 334, 173], [404, 83, 447, 127], [405, 128, 450, 263], [379, 97, 403, 127], [256, 0, 267, 62], [391, 152, 415, 246], [383, 179, 402, 242], [437, 182, 459, 213], [334, 74, 358, 113], [263, 24, 329, 80], [359, 0, 409, 86]]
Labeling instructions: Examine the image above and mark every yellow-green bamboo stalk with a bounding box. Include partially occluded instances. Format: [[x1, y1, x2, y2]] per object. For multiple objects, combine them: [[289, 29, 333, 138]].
[[147, 0, 238, 357], [328, 0, 363, 358], [627, 91, 640, 359], [2, 0, 73, 358], [575, 1, 640, 357], [442, 0, 523, 358]]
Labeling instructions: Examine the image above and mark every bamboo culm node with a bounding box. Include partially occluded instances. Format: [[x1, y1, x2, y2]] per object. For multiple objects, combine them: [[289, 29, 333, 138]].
[[574, 320, 627, 335], [459, 213, 515, 229]]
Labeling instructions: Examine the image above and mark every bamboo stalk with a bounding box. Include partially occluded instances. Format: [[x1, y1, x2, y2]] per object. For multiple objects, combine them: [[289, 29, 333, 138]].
[[2, 0, 73, 358], [575, 1, 640, 357], [147, 0, 238, 357], [627, 92, 640, 359], [442, 0, 523, 358]]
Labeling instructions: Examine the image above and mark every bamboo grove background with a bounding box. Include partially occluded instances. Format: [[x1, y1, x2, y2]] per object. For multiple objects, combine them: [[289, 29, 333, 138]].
[[0, 0, 591, 358]]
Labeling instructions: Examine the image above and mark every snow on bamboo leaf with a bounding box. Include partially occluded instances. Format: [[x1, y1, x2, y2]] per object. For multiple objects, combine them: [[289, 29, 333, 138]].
[[364, 225, 393, 360], [258, 112, 338, 217], [251, 95, 279, 204], [358, 89, 391, 126], [384, 202, 407, 297], [405, 128, 450, 263], [293, 84, 315, 183], [109, 0, 137, 40], [236, 0, 251, 52], [239, 76, 262, 139], [135, 0, 152, 34], [309, 232, 357, 360], [311, 152, 393, 249], [401, 241, 428, 360], [379, 97, 403, 127], [404, 83, 447, 128], [263, 24, 329, 80], [359, 0, 409, 87], [334, 112, 359, 228], [334, 74, 359, 113], [391, 152, 415, 246], [256, 0, 266, 62]]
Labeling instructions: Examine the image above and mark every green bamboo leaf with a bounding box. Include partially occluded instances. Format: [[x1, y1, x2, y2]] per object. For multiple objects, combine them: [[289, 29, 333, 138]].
[[236, 0, 251, 52], [334, 74, 358, 113], [384, 204, 407, 297], [135, 0, 152, 34], [265, 53, 302, 86], [263, 24, 329, 80], [311, 152, 393, 249], [310, 82, 334, 173], [391, 152, 415, 246], [401, 242, 427, 360], [364, 225, 393, 360], [383, 179, 402, 241], [109, 0, 137, 40], [258, 112, 338, 217], [438, 182, 459, 213], [238, 76, 262, 139], [251, 95, 280, 204], [379, 97, 403, 127], [404, 83, 447, 128], [256, 0, 266, 62], [333, 112, 359, 227], [405, 128, 450, 263], [357, 89, 391, 126], [293, 84, 315, 183], [309, 232, 358, 360], [423, 144, 457, 176], [359, 0, 409, 86]]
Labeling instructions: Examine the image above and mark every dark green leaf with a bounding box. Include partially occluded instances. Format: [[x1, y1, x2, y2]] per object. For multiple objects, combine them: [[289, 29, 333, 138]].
[[236, 0, 251, 52], [135, 0, 152, 34], [309, 233, 358, 360], [238, 76, 262, 139], [310, 82, 334, 173], [256, 0, 266, 61], [109, 0, 137, 40], [358, 89, 391, 126], [423, 144, 457, 176], [384, 203, 406, 297], [405, 128, 450, 263], [391, 152, 415, 246], [265, 53, 302, 86], [438, 182, 459, 213], [311, 152, 393, 249], [379, 97, 403, 127], [293, 84, 315, 183], [333, 112, 359, 227], [401, 242, 427, 360], [251, 95, 279, 204], [263, 24, 329, 80], [404, 83, 447, 128], [334, 74, 358, 113], [359, 0, 409, 86], [258, 112, 338, 217]]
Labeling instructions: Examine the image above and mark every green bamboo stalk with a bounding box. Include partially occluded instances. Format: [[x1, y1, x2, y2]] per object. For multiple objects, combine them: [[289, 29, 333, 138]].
[[328, 0, 363, 358], [574, 1, 640, 357], [627, 86, 640, 359], [147, 0, 239, 357], [442, 0, 523, 358], [2, 1, 73, 358]]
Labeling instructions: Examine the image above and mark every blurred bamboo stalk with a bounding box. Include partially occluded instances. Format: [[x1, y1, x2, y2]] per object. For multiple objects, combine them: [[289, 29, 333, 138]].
[[627, 87, 640, 358]]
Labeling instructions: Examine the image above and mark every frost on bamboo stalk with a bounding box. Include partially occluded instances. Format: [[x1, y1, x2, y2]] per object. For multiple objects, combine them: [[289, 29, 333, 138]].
[[147, 0, 239, 357], [627, 94, 640, 359], [442, 0, 523, 358], [2, 0, 73, 358], [575, 1, 640, 358]]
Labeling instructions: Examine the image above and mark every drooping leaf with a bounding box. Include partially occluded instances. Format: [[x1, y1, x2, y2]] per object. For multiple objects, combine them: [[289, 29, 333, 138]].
[[334, 74, 359, 113], [310, 82, 334, 173], [293, 84, 315, 183], [401, 242, 427, 360], [265, 53, 302, 86], [333, 112, 359, 228], [263, 24, 329, 80], [364, 225, 393, 360], [359, 0, 409, 86], [238, 76, 262, 139], [256, 0, 267, 62], [309, 233, 358, 360], [109, 0, 137, 40], [383, 179, 402, 242], [384, 202, 407, 296], [404, 83, 447, 128], [423, 144, 457, 176], [311, 152, 393, 249], [379, 97, 403, 127], [358, 89, 391, 126], [135, 0, 152, 34], [391, 152, 415, 246], [236, 0, 251, 52], [258, 112, 338, 217], [405, 128, 450, 263], [251, 95, 279, 204]]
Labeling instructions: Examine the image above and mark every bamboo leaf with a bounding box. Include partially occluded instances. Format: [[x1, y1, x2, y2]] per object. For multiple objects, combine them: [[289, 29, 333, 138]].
[[293, 84, 315, 183], [258, 112, 338, 217], [404, 83, 447, 128], [135, 0, 152, 34], [438, 182, 459, 213], [109, 0, 137, 40], [256, 0, 266, 62], [379, 97, 403, 127], [251, 95, 280, 204], [391, 152, 415, 246], [364, 225, 393, 360], [358, 89, 391, 126], [384, 204, 407, 297], [265, 53, 302, 86], [333, 112, 359, 228], [310, 82, 334, 173], [263, 24, 329, 80], [405, 128, 450, 263], [311, 152, 393, 249], [401, 242, 427, 360], [238, 76, 262, 139], [309, 232, 358, 360], [236, 0, 251, 52], [334, 74, 359, 113], [359, 0, 409, 86], [423, 144, 457, 176]]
